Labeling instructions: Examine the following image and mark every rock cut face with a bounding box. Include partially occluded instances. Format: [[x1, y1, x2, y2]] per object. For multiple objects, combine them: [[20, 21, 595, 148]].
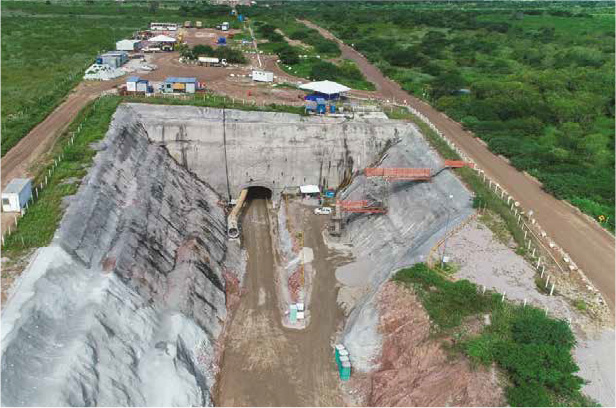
[[130, 104, 409, 199], [1, 105, 242, 407]]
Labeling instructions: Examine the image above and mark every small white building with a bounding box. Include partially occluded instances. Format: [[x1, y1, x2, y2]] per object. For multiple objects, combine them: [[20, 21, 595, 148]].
[[252, 70, 274, 82], [2, 178, 32, 213], [299, 185, 320, 197], [126, 76, 149, 93], [116, 39, 142, 52], [150, 22, 178, 31]]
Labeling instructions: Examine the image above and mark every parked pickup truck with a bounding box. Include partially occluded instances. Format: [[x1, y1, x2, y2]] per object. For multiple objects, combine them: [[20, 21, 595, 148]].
[[314, 207, 332, 215]]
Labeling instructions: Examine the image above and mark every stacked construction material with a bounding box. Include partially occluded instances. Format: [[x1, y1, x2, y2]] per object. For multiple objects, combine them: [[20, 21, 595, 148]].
[[335, 344, 352, 381]]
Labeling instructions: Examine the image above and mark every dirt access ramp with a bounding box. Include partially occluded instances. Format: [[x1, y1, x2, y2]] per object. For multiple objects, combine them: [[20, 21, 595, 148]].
[[299, 19, 615, 311], [216, 197, 345, 406]]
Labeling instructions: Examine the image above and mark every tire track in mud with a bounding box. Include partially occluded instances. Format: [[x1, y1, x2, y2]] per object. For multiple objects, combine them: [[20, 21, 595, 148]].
[[215, 198, 344, 406]]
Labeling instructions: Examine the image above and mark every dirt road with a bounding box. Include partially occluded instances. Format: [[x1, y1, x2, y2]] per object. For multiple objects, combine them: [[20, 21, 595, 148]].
[[215, 195, 344, 406], [301, 20, 615, 311], [0, 80, 124, 235]]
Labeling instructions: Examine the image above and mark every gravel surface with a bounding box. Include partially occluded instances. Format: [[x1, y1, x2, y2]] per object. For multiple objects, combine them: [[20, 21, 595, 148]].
[[446, 217, 615, 407]]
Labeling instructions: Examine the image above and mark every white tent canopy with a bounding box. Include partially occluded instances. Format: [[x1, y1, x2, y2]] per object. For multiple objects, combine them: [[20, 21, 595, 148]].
[[149, 35, 177, 43], [299, 80, 350, 95]]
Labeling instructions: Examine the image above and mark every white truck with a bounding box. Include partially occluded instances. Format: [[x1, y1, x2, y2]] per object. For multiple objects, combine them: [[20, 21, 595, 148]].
[[221, 22, 230, 31], [198, 57, 228, 67], [251, 70, 274, 82]]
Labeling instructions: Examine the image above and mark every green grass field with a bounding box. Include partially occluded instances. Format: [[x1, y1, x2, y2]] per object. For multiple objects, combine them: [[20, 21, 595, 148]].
[[1, 1, 235, 157]]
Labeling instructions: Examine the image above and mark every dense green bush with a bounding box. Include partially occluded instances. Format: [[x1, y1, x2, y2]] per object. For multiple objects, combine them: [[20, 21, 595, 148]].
[[393, 263, 592, 407]]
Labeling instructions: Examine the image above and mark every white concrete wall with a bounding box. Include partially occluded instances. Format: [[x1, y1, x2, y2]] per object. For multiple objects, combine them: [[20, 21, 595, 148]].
[[128, 104, 415, 199]]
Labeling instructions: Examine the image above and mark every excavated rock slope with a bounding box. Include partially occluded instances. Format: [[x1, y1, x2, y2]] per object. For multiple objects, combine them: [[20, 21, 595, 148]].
[[335, 132, 474, 372], [370, 282, 504, 406], [1, 106, 242, 406]]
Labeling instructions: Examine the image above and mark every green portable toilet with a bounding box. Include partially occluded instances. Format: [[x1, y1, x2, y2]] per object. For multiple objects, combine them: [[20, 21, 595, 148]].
[[340, 361, 351, 381], [289, 304, 298, 323]]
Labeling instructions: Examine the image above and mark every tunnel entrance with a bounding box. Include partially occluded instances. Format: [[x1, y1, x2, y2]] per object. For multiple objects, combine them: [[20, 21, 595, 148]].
[[245, 186, 273, 200], [246, 186, 272, 200], [228, 186, 273, 239]]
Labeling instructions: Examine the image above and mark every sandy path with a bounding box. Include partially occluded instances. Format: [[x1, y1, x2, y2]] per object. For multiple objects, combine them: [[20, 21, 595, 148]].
[[299, 19, 615, 311], [216, 196, 343, 406]]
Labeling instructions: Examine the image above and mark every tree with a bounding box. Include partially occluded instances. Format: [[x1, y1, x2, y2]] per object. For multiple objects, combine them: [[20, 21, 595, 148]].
[[149, 1, 159, 14], [193, 45, 214, 57], [278, 47, 299, 65], [431, 70, 465, 99], [309, 61, 341, 81]]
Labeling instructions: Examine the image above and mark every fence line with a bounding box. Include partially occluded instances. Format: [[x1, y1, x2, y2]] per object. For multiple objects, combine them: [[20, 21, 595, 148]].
[[1, 95, 107, 249], [384, 101, 568, 299]]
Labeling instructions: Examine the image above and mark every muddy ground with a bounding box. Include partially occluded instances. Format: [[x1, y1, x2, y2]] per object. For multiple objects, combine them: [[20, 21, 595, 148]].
[[215, 195, 347, 406]]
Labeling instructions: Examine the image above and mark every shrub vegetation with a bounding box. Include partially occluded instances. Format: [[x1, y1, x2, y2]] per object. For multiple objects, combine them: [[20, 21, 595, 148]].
[[394, 263, 595, 407]]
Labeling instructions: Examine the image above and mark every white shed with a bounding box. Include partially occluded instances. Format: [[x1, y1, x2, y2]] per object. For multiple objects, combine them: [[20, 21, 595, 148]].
[[252, 70, 274, 82], [2, 178, 32, 213], [116, 39, 141, 52], [299, 185, 320, 196], [126, 76, 149, 92]]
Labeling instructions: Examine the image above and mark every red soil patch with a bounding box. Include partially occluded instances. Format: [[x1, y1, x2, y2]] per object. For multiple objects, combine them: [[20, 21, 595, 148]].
[[368, 281, 505, 407]]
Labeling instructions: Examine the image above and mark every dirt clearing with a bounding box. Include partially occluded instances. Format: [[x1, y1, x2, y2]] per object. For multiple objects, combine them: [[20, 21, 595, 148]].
[[215, 196, 345, 406]]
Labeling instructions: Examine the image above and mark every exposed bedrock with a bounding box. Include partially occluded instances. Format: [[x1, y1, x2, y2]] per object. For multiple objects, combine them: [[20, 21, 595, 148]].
[[334, 129, 474, 372], [129, 104, 417, 199], [1, 106, 243, 407]]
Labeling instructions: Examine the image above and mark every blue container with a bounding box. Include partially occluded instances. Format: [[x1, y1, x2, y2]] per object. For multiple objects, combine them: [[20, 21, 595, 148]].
[[330, 104, 336, 113], [238, 14, 244, 22], [325, 190, 335, 198]]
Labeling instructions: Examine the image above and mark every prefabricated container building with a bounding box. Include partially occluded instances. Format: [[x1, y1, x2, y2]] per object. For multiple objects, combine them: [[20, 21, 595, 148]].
[[2, 178, 32, 213], [150, 22, 178, 31], [98, 51, 129, 68], [126, 76, 149, 93], [116, 39, 142, 52], [251, 70, 274, 82], [163, 77, 198, 94]]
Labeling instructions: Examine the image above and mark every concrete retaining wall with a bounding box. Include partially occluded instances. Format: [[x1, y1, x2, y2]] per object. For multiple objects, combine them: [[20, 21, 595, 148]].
[[129, 104, 412, 199]]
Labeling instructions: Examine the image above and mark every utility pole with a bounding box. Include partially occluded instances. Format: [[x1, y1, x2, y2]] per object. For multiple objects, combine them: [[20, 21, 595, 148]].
[[222, 105, 232, 202], [440, 194, 454, 269]]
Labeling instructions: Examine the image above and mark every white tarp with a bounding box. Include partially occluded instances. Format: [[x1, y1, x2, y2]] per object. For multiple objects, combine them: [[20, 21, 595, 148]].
[[299, 185, 320, 194], [299, 80, 350, 95], [149, 35, 177, 43], [116, 39, 140, 51], [83, 64, 125, 81]]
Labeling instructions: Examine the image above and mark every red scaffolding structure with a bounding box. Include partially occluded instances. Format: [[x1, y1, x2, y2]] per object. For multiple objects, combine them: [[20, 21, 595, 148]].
[[336, 200, 387, 214], [364, 167, 432, 181]]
